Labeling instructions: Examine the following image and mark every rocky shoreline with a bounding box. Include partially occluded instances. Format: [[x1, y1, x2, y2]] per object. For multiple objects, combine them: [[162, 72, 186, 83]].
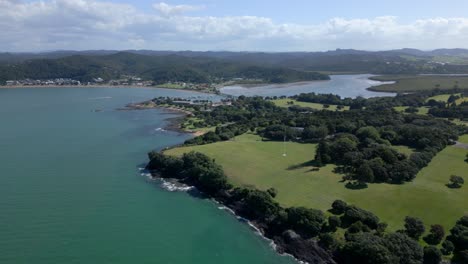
[[144, 165, 335, 264], [118, 101, 208, 137]]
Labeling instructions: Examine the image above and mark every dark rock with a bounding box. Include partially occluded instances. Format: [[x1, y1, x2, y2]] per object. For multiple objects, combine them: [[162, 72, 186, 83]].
[[275, 234, 336, 264]]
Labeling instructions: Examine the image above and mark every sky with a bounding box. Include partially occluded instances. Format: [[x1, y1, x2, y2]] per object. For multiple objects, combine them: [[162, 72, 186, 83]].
[[2, 0, 468, 52]]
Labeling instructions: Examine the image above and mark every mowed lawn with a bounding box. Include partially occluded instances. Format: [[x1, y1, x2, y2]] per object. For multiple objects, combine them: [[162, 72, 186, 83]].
[[273, 99, 349, 111], [166, 133, 468, 231]]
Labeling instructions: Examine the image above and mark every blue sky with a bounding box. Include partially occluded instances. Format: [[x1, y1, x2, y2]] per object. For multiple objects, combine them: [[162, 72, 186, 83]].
[[107, 0, 468, 23], [5, 0, 468, 51]]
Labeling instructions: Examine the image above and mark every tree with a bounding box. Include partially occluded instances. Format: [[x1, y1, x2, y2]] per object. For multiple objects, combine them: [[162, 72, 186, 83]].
[[356, 161, 375, 183], [449, 175, 464, 188], [331, 200, 348, 215], [356, 126, 381, 141], [267, 187, 278, 198], [342, 205, 380, 229], [328, 215, 341, 231], [286, 207, 325, 238], [345, 221, 371, 240], [384, 232, 424, 264], [448, 94, 460, 104], [302, 125, 328, 141], [319, 233, 339, 250], [404, 216, 426, 240], [424, 224, 445, 245], [447, 215, 468, 259], [315, 140, 331, 166], [423, 246, 442, 264], [405, 107, 419, 113], [339, 233, 394, 264], [441, 240, 454, 255], [242, 189, 281, 221]]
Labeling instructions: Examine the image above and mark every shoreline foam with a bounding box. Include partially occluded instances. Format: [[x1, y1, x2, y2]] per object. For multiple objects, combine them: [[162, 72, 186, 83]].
[[138, 167, 306, 264]]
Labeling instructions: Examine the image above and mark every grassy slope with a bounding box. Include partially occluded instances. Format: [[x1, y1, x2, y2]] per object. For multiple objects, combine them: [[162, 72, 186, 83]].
[[273, 99, 350, 111], [370, 75, 468, 92], [166, 134, 468, 231]]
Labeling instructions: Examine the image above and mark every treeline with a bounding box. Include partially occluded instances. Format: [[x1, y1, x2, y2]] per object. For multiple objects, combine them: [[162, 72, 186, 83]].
[[292, 93, 355, 107], [0, 52, 329, 84], [146, 151, 467, 263], [285, 88, 468, 113], [429, 102, 468, 119]]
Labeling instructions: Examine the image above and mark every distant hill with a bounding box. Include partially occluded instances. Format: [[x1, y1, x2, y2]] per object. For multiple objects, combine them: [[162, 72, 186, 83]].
[[2, 48, 468, 85], [0, 52, 329, 84]]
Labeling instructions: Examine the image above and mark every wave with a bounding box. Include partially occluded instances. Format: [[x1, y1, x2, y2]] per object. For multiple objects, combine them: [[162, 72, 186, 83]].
[[139, 170, 194, 192], [215, 202, 306, 264], [139, 168, 304, 263], [160, 179, 194, 192]]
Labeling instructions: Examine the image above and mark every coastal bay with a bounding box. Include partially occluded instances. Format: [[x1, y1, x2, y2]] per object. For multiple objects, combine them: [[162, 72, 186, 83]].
[[0, 88, 296, 264]]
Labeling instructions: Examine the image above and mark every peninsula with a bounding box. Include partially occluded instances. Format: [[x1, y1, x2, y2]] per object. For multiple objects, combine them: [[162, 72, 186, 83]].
[[146, 89, 468, 263]]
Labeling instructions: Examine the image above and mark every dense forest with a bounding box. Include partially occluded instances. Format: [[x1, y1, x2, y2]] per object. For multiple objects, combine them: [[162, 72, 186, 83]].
[[0, 52, 329, 84]]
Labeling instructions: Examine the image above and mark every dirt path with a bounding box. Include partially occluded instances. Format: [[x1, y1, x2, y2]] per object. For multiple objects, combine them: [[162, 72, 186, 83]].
[[454, 141, 468, 149]]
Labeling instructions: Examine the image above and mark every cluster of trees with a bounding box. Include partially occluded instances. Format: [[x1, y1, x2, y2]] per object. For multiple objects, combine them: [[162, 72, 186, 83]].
[[146, 151, 230, 195], [446, 216, 468, 262], [398, 215, 468, 263], [363, 89, 468, 121], [292, 93, 354, 106], [429, 102, 468, 120], [314, 120, 457, 184]]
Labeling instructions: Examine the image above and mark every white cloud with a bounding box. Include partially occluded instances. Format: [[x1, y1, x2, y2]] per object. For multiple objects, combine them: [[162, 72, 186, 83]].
[[152, 2, 203, 17], [1, 0, 468, 51]]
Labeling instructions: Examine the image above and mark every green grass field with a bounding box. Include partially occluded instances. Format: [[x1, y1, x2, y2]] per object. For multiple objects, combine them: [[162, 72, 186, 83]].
[[393, 106, 430, 115], [370, 75, 468, 92], [273, 99, 349, 111], [166, 133, 468, 231], [427, 94, 453, 102]]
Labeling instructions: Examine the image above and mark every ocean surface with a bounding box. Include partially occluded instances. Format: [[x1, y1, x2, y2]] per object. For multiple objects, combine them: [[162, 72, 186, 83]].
[[0, 88, 296, 264], [220, 74, 396, 98]]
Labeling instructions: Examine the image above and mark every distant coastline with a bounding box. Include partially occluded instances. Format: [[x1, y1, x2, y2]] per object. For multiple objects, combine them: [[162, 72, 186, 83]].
[[0, 84, 215, 95]]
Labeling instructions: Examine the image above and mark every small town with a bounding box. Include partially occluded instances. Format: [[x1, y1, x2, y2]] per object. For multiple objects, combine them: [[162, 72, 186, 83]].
[[2, 76, 260, 94]]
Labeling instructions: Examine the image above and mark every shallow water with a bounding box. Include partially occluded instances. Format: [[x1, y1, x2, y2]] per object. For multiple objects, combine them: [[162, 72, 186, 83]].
[[220, 74, 396, 98], [0, 87, 296, 264]]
